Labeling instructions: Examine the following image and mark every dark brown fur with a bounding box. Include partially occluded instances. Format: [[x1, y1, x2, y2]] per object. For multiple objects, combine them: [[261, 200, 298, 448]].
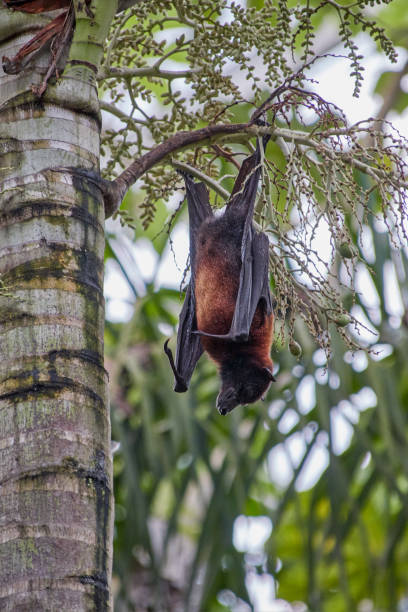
[[194, 213, 274, 414]]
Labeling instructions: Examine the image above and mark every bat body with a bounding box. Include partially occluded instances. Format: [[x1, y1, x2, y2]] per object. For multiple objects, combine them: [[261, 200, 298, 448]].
[[165, 136, 275, 415]]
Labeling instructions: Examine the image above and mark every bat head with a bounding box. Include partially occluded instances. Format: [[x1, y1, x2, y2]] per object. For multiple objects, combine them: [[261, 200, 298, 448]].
[[217, 359, 275, 416]]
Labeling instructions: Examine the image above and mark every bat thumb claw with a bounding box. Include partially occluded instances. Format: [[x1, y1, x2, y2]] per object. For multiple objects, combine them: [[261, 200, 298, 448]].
[[263, 367, 276, 382], [174, 380, 188, 392], [164, 339, 188, 392]]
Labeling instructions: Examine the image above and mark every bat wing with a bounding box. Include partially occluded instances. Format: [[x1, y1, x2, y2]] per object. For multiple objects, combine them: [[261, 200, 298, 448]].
[[183, 176, 213, 274], [165, 175, 213, 392], [196, 227, 272, 342], [165, 284, 203, 392], [228, 134, 270, 217], [227, 135, 272, 340], [228, 229, 272, 341]]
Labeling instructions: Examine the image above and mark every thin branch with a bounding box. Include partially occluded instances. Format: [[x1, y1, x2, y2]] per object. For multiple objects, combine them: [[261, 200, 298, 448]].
[[174, 2, 196, 28], [106, 122, 250, 216], [171, 158, 229, 200], [104, 11, 129, 69], [99, 100, 147, 126], [98, 65, 198, 81], [105, 123, 408, 217], [148, 42, 190, 76]]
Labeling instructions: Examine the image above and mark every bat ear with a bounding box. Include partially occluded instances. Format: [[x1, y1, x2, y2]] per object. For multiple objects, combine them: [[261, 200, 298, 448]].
[[263, 367, 276, 382]]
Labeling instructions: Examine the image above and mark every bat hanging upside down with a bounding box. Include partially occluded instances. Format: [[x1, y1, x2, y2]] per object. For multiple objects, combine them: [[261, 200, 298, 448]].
[[164, 135, 275, 415]]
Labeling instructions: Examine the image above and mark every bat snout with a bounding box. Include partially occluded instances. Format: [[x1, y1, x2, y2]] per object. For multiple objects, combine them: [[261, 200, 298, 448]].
[[216, 387, 238, 416]]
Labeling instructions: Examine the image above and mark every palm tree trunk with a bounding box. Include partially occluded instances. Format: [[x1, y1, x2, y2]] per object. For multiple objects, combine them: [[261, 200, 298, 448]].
[[0, 5, 114, 609]]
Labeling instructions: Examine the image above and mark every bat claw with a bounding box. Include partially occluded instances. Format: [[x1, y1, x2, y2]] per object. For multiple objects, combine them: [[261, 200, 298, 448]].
[[174, 380, 188, 393]]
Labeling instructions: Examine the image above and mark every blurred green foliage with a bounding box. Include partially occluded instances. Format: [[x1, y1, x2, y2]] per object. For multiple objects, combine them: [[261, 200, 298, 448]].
[[106, 206, 408, 611]]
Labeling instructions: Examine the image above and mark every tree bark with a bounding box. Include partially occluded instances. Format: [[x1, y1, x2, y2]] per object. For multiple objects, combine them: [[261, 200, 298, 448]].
[[0, 5, 114, 610]]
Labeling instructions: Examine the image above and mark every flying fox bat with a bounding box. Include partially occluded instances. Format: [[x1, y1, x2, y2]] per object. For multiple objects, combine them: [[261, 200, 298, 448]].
[[164, 135, 275, 415]]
